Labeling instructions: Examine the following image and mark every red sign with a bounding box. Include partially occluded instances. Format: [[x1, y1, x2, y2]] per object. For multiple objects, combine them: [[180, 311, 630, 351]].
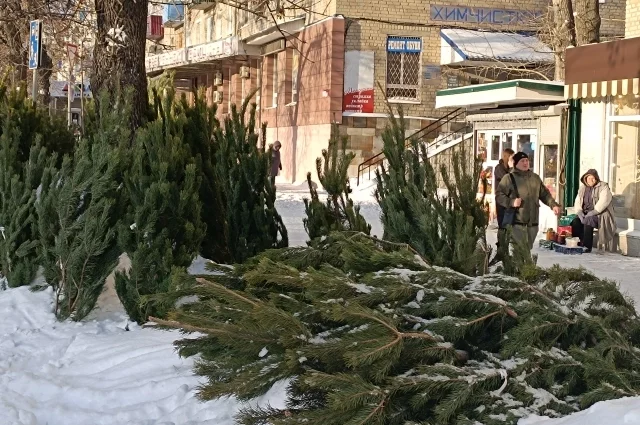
[[343, 88, 374, 113], [343, 51, 374, 114]]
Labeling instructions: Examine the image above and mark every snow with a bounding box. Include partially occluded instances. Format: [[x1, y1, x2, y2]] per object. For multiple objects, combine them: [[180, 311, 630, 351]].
[[258, 347, 269, 358], [518, 397, 640, 425], [2, 181, 640, 424], [0, 286, 288, 425]]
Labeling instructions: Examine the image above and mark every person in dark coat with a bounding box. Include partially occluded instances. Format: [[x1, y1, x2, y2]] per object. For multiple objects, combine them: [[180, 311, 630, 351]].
[[270, 140, 282, 187], [494, 148, 514, 229], [495, 152, 561, 250], [571, 169, 616, 253]]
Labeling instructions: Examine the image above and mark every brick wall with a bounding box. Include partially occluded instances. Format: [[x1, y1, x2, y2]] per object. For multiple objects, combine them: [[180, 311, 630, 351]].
[[336, 0, 626, 120], [260, 18, 345, 128], [627, 0, 640, 38]]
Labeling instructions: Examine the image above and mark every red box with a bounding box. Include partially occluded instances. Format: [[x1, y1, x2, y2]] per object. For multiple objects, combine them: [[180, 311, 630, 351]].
[[557, 225, 572, 236]]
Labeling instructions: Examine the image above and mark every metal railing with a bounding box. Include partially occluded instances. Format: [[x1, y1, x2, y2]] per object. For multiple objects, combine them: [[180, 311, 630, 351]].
[[356, 108, 466, 185]]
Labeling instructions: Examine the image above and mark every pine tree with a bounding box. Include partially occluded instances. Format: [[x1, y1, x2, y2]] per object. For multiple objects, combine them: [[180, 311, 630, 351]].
[[149, 233, 640, 425], [115, 90, 206, 323], [375, 107, 489, 276], [303, 124, 371, 240], [0, 120, 52, 287], [37, 118, 124, 321], [179, 90, 229, 262], [212, 96, 288, 263]]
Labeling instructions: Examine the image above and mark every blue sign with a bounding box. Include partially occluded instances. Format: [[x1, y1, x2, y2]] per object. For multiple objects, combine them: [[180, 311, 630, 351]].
[[28, 20, 42, 70], [387, 37, 422, 53], [430, 6, 543, 25]]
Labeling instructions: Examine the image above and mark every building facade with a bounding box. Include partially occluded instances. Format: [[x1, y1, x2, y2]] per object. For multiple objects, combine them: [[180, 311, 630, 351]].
[[563, 0, 640, 256], [145, 0, 626, 182]]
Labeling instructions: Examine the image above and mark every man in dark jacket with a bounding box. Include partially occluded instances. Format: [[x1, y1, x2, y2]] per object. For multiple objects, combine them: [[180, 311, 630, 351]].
[[271, 140, 282, 187], [496, 152, 561, 250], [494, 148, 514, 229]]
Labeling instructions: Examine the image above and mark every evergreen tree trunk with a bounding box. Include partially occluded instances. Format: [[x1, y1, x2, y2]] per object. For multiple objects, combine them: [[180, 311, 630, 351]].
[[92, 0, 149, 130]]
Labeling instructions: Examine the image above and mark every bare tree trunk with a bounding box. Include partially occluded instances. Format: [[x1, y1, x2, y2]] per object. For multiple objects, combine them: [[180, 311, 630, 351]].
[[574, 0, 601, 45], [92, 0, 149, 130], [38, 45, 53, 105], [552, 0, 576, 81]]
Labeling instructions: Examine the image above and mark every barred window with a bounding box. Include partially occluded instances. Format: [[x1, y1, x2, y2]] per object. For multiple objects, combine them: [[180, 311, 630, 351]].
[[386, 36, 421, 101]]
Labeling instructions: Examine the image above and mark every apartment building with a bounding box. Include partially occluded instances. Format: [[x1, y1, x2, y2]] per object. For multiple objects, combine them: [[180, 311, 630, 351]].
[[146, 0, 626, 182]]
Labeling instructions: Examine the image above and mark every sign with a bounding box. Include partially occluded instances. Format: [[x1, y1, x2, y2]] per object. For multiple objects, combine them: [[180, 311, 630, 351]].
[[423, 65, 441, 82], [343, 51, 374, 114], [430, 5, 543, 25], [28, 20, 42, 69], [145, 36, 239, 72], [386, 37, 422, 53], [447, 75, 460, 88]]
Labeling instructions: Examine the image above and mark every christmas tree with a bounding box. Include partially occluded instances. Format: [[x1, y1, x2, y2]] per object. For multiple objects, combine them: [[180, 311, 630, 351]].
[[212, 95, 288, 263], [179, 90, 229, 262], [375, 108, 489, 276], [150, 233, 640, 425], [37, 101, 125, 320], [303, 124, 371, 240], [115, 89, 206, 323], [0, 121, 52, 288]]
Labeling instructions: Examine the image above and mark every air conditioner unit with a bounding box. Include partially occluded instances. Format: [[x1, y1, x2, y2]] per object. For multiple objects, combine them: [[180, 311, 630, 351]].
[[240, 66, 250, 79], [214, 71, 223, 86], [213, 91, 223, 103]]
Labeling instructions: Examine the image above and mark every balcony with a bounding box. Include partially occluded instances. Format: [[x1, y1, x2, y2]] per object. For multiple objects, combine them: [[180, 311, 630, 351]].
[[146, 15, 164, 40], [190, 1, 215, 10]]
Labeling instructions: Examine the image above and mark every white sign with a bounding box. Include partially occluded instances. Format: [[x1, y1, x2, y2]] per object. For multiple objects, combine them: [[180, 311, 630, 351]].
[[146, 36, 239, 72]]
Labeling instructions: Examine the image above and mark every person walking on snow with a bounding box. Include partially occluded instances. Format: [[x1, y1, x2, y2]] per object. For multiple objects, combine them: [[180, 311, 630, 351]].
[[270, 140, 282, 187], [494, 148, 514, 238], [496, 152, 561, 250], [571, 169, 616, 253]]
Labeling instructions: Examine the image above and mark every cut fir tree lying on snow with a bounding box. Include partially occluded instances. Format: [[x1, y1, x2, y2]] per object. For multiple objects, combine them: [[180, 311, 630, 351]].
[[151, 233, 640, 425]]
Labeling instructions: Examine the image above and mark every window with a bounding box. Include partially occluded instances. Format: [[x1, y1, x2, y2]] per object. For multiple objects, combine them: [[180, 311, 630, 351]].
[[207, 17, 214, 42], [610, 121, 640, 218], [612, 93, 640, 116], [386, 36, 421, 101], [543, 145, 559, 200], [227, 6, 234, 35], [215, 8, 223, 40], [240, 7, 249, 27], [490, 135, 500, 161], [291, 49, 299, 103], [517, 134, 535, 169], [272, 54, 278, 107], [256, 59, 261, 110]]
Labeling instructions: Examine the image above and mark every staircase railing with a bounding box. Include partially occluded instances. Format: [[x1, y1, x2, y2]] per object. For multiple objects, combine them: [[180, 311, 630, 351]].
[[356, 108, 466, 185]]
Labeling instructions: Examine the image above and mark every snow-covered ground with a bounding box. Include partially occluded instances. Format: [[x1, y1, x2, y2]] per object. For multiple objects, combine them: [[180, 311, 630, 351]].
[[0, 285, 286, 425], [1, 179, 640, 425]]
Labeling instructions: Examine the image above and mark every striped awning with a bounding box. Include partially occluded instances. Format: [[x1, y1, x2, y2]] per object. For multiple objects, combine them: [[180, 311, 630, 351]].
[[565, 78, 640, 99]]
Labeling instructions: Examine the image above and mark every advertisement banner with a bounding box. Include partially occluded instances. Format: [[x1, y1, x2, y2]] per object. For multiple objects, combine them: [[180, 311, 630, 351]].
[[343, 51, 374, 113]]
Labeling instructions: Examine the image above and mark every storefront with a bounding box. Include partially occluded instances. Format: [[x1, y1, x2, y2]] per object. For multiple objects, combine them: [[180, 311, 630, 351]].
[[436, 80, 566, 228], [564, 37, 640, 256]]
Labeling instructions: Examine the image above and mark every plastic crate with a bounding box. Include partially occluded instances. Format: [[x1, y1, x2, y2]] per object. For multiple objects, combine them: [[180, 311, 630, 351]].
[[558, 214, 577, 226], [539, 239, 555, 250], [554, 244, 583, 255]]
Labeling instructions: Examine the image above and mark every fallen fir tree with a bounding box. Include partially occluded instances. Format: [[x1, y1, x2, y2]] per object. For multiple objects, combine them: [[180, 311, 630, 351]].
[[149, 232, 640, 425]]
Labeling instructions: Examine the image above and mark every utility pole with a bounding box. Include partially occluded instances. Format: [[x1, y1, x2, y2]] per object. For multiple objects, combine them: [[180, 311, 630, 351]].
[[67, 44, 78, 128]]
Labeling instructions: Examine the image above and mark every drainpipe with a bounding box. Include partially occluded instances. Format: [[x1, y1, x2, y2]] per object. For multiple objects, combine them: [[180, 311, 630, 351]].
[[258, 56, 263, 146], [564, 98, 581, 209], [184, 4, 189, 62]]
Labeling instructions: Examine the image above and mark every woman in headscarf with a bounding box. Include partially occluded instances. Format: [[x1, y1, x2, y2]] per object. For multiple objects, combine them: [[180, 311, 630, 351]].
[[571, 169, 616, 253]]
